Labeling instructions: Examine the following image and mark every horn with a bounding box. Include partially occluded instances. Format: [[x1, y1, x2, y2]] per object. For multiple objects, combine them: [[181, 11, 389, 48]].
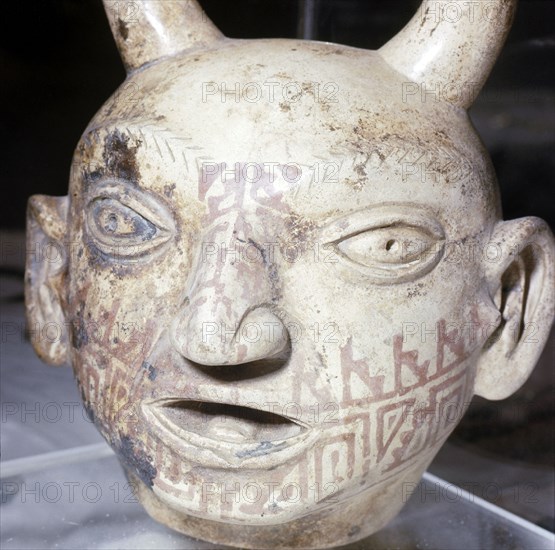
[[102, 0, 224, 72], [379, 0, 517, 108]]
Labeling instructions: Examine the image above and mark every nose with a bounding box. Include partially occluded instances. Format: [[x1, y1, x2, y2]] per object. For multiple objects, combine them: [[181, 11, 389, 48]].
[[170, 221, 288, 365]]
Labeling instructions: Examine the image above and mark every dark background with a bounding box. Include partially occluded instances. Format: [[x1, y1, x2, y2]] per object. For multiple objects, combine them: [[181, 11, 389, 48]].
[[0, 0, 553, 230]]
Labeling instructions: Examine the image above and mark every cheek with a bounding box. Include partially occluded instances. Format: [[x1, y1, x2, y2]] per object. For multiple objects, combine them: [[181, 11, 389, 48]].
[[333, 305, 479, 476], [282, 266, 480, 472], [67, 240, 191, 428], [314, 328, 476, 488]]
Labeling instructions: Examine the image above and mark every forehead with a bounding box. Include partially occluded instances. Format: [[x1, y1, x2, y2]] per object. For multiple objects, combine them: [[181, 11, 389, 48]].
[[74, 126, 495, 241], [74, 40, 498, 231], [86, 39, 476, 159]]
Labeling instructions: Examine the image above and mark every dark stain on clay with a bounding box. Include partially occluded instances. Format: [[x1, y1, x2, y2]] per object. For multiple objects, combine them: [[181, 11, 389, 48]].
[[83, 401, 96, 424], [247, 238, 268, 265], [421, 7, 430, 29], [117, 18, 129, 41], [142, 361, 158, 381], [345, 158, 368, 191], [407, 282, 426, 299], [235, 441, 286, 459], [87, 169, 103, 183], [85, 238, 148, 277], [268, 263, 282, 303], [116, 434, 157, 487], [164, 183, 176, 198], [77, 143, 104, 188], [428, 16, 441, 38], [71, 322, 89, 349], [71, 309, 89, 350], [103, 130, 141, 184], [285, 212, 317, 243], [86, 239, 112, 269]]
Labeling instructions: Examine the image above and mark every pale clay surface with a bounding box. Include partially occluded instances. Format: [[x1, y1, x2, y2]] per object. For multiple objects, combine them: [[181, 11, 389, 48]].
[[25, 1, 555, 548]]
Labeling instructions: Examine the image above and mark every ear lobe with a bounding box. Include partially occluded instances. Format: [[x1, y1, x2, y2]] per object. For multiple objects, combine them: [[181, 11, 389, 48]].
[[25, 195, 70, 365], [474, 217, 555, 400]]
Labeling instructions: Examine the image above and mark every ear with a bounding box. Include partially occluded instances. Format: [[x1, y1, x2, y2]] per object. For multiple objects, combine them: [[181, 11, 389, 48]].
[[25, 195, 70, 365], [474, 217, 555, 400]]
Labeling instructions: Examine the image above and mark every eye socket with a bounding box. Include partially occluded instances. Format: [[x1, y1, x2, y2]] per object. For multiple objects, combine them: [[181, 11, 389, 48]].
[[335, 224, 444, 283], [85, 187, 174, 261], [92, 199, 157, 241], [338, 225, 436, 265]]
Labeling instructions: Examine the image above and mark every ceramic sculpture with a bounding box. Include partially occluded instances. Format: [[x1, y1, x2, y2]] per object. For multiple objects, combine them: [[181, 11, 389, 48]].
[[25, 0, 555, 548]]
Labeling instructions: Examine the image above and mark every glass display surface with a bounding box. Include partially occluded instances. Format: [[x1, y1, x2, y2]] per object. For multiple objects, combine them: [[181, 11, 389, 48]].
[[1, 448, 553, 550]]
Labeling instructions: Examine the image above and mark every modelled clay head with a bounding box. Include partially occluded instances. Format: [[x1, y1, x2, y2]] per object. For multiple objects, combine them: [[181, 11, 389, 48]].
[[25, 1, 554, 548]]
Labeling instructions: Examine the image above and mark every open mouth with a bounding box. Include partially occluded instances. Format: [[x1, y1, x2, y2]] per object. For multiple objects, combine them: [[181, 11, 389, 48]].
[[143, 399, 313, 468]]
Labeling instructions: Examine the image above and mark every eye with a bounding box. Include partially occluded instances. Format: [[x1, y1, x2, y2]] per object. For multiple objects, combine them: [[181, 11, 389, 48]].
[[335, 224, 444, 283], [86, 192, 173, 261], [91, 199, 157, 241]]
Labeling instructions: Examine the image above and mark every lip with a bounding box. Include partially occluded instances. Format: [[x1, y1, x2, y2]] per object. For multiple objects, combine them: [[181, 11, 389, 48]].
[[142, 398, 315, 469]]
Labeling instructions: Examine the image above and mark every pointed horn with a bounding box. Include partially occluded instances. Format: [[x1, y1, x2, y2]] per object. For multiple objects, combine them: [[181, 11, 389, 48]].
[[103, 0, 224, 72], [379, 0, 517, 109]]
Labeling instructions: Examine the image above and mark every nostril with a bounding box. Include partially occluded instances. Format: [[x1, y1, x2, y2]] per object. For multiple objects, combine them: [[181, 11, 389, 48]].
[[171, 304, 290, 366], [188, 345, 291, 381], [223, 307, 290, 364]]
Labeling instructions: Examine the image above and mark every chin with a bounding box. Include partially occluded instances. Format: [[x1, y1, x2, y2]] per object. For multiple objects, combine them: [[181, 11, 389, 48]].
[[127, 463, 425, 549]]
